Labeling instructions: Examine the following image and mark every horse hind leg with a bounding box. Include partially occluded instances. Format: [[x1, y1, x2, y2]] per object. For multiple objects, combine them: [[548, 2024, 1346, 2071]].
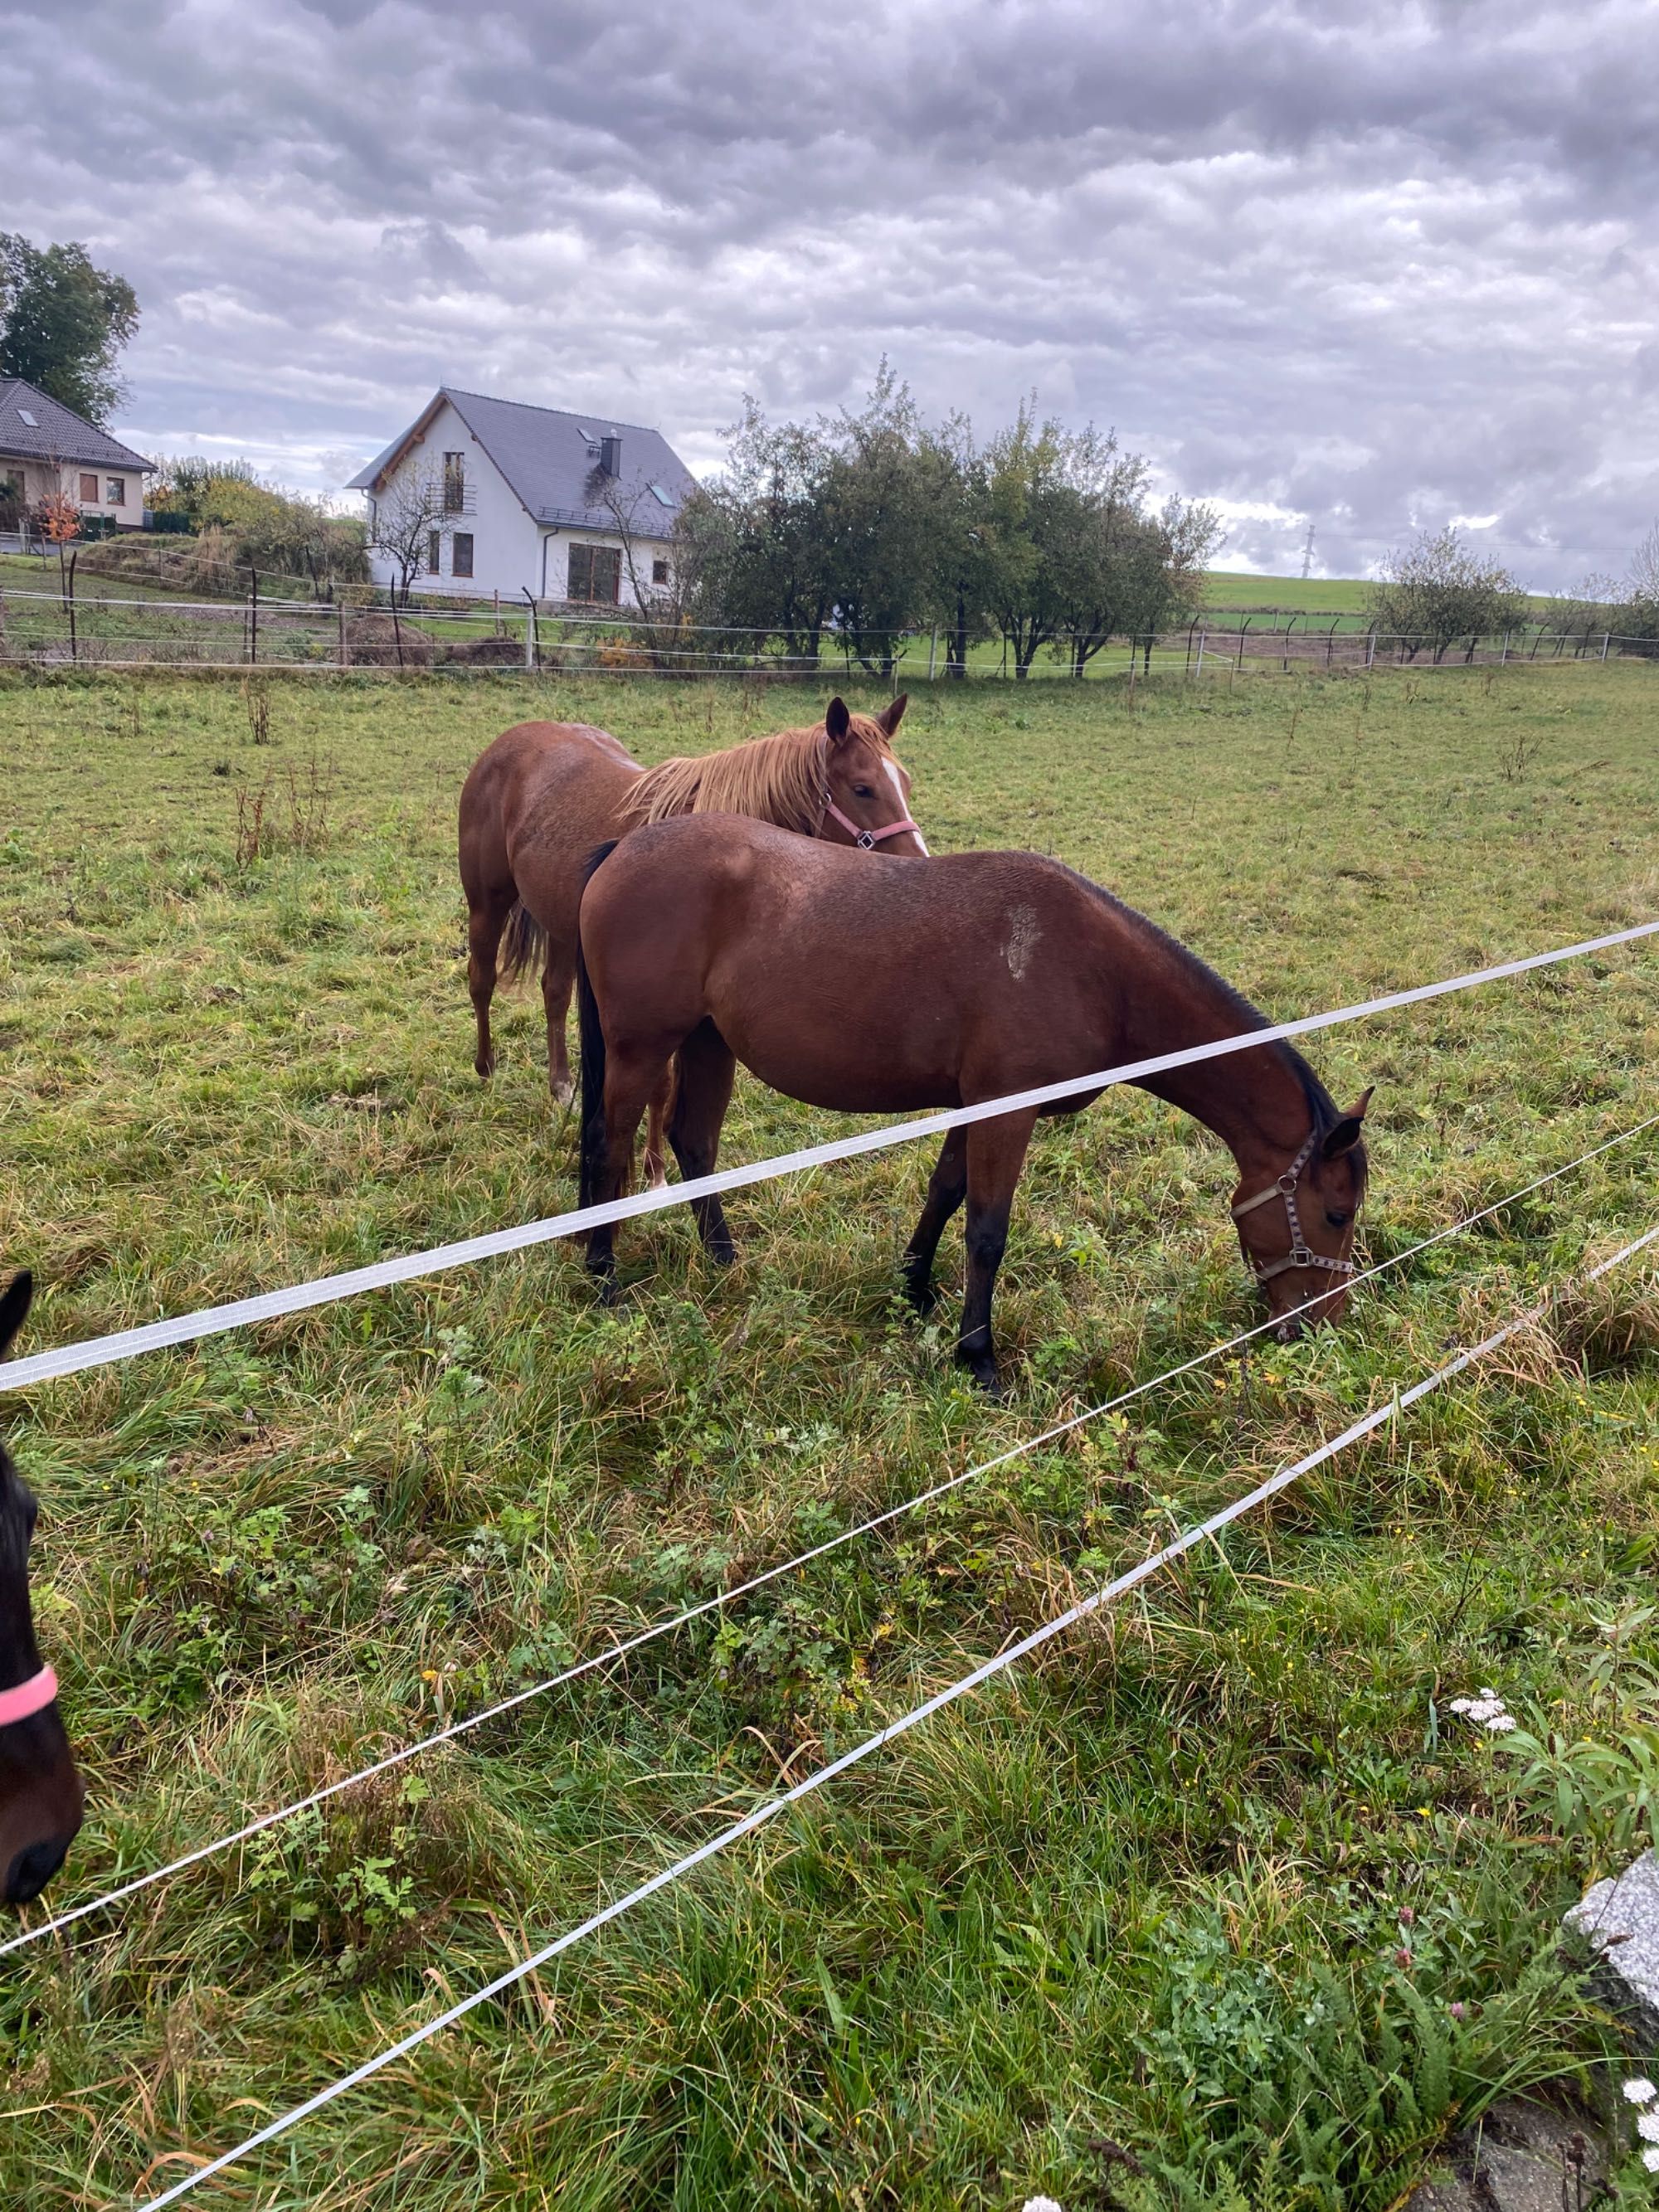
[[581, 1043, 669, 1298], [540, 936, 577, 1106], [901, 1128, 969, 1315], [642, 1059, 677, 1189], [665, 1023, 737, 1264], [467, 895, 514, 1080], [956, 1109, 1038, 1395]]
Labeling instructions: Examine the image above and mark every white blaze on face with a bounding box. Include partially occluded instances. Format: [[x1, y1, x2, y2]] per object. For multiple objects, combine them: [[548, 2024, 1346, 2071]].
[[886, 759, 927, 853]]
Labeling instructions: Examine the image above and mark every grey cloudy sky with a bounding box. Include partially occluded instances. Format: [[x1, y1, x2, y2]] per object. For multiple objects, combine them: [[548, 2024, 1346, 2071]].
[[4, 0, 1657, 586]]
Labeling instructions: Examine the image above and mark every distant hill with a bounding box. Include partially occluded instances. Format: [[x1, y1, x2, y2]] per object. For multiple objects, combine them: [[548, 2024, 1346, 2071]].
[[1201, 571, 1368, 614]]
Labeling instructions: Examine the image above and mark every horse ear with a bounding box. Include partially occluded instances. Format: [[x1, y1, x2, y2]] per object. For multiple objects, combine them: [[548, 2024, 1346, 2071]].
[[0, 1270, 33, 1361], [877, 693, 908, 737], [825, 698, 851, 745], [1320, 1087, 1374, 1161]]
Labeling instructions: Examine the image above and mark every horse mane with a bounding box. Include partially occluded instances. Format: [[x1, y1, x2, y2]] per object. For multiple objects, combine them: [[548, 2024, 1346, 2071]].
[[1073, 870, 1369, 1189], [618, 716, 898, 836]]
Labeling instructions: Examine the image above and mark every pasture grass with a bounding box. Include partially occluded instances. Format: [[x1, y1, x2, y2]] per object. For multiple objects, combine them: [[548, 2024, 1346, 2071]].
[[2, 660, 1659, 2209]]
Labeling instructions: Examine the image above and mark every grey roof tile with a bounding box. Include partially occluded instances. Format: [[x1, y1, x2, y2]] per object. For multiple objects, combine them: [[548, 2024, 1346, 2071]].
[[347, 386, 694, 532], [0, 379, 153, 471]]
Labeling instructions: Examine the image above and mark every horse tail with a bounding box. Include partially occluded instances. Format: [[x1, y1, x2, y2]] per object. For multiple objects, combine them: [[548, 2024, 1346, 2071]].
[[577, 842, 621, 1208], [497, 899, 548, 988]]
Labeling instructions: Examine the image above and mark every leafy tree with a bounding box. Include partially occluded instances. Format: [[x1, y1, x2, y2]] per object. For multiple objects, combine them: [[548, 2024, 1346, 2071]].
[[978, 403, 1086, 679], [1366, 528, 1527, 662], [1054, 492, 1222, 675], [710, 398, 834, 659], [916, 413, 1005, 679], [0, 235, 139, 424], [817, 363, 943, 677]]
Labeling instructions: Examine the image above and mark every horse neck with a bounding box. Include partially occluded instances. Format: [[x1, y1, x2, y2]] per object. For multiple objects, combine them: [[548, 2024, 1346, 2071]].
[[1107, 934, 1316, 1181]]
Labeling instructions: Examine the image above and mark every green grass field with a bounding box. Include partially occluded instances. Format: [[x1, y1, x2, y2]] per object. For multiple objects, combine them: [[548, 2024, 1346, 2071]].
[[2, 663, 1658, 2210]]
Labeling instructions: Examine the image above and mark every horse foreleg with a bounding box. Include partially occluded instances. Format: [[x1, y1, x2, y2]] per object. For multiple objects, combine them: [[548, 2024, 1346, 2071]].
[[901, 1129, 969, 1314], [642, 1058, 677, 1190], [541, 939, 577, 1106], [665, 1022, 737, 1265], [467, 897, 513, 1081], [956, 1109, 1038, 1395]]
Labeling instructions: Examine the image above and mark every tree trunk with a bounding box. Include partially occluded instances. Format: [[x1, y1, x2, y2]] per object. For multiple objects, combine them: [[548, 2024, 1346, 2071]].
[[947, 591, 968, 679]]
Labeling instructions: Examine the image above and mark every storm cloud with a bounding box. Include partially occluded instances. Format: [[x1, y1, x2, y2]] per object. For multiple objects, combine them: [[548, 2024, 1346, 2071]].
[[3, 0, 1657, 585]]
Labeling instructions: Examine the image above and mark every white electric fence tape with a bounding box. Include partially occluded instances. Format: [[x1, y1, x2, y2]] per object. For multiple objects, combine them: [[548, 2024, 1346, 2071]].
[[9, 1106, 1655, 1966], [4, 916, 1657, 1394], [130, 1218, 1659, 2209]]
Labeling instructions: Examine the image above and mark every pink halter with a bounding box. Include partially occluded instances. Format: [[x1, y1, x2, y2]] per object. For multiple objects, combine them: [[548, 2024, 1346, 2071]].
[[0, 1665, 57, 1728], [821, 797, 922, 849]]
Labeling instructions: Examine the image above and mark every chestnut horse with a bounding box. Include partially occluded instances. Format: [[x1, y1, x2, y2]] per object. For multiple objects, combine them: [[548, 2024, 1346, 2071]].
[[576, 821, 1370, 1390], [0, 1272, 85, 1903], [458, 698, 923, 1168]]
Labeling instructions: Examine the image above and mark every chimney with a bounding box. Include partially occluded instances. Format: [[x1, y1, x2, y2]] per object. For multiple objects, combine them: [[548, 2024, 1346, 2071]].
[[598, 433, 621, 476]]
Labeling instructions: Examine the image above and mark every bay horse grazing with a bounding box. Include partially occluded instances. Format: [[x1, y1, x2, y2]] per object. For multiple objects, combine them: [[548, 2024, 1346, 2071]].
[[575, 821, 1370, 1391], [0, 1272, 85, 1903], [458, 698, 922, 1141]]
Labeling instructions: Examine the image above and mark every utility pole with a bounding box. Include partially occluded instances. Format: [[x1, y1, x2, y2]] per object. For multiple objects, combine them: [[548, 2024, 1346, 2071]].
[[1300, 522, 1316, 581]]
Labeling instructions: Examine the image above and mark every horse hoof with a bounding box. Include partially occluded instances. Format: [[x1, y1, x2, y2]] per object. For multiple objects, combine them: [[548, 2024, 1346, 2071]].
[[645, 1159, 669, 1191], [902, 1272, 937, 1316], [550, 1075, 574, 1107], [474, 1052, 496, 1081], [708, 1242, 737, 1268], [586, 1268, 619, 1307]]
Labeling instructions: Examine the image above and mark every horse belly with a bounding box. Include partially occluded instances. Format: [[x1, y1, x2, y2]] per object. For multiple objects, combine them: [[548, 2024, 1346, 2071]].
[[708, 965, 962, 1116]]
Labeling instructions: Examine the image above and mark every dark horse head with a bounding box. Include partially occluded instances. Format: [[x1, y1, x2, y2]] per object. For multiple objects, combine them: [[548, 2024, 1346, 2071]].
[[0, 1272, 84, 1905]]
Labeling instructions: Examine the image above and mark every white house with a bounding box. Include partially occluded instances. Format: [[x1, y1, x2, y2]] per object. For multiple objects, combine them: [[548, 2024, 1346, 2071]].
[[0, 377, 153, 534], [347, 386, 698, 605]]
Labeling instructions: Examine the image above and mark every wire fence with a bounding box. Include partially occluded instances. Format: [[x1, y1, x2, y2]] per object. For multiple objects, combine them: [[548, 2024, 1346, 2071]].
[[1, 573, 1656, 678]]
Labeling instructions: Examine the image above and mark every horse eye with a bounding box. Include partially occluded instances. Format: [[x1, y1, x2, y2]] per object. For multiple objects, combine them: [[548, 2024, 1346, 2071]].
[[1326, 1210, 1351, 1229], [854, 785, 876, 798]]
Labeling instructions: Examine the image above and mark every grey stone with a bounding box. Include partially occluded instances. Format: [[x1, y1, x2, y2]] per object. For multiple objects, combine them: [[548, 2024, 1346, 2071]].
[[1564, 1847, 1659, 2055], [1403, 2097, 1603, 2212]]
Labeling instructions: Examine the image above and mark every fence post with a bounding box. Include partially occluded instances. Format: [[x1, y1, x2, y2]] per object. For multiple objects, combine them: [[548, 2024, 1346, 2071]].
[[338, 600, 349, 667], [247, 569, 258, 666], [927, 625, 937, 681], [1236, 618, 1248, 673], [1499, 630, 1509, 665], [1194, 628, 1206, 677], [1601, 632, 1611, 662], [1365, 626, 1376, 669]]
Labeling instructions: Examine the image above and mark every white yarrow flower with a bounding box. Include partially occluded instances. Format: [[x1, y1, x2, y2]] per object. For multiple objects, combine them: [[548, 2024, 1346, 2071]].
[[1623, 2077, 1657, 2105], [1637, 2109, 1659, 2143], [1448, 1689, 1515, 1732], [1645, 2143, 1659, 2173], [1021, 2199, 1065, 2212]]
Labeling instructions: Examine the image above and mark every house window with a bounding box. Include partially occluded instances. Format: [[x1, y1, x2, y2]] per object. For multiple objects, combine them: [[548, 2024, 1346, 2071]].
[[106, 477, 126, 506], [567, 542, 621, 604], [80, 473, 99, 503], [427, 529, 441, 575], [451, 532, 474, 579], [442, 452, 465, 513], [651, 557, 669, 586]]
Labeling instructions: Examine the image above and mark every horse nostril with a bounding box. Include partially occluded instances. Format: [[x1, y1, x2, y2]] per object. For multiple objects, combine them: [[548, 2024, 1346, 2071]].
[[5, 1835, 72, 1905]]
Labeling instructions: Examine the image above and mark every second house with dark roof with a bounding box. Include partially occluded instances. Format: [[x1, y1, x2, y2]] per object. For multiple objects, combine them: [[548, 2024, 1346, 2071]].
[[347, 386, 697, 605], [0, 377, 153, 537]]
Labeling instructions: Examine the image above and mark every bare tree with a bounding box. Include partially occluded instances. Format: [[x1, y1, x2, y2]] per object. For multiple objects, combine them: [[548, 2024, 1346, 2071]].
[[367, 468, 453, 606]]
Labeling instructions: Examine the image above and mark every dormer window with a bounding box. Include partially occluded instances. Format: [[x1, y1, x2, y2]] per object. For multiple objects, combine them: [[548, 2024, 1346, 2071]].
[[442, 452, 465, 513]]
